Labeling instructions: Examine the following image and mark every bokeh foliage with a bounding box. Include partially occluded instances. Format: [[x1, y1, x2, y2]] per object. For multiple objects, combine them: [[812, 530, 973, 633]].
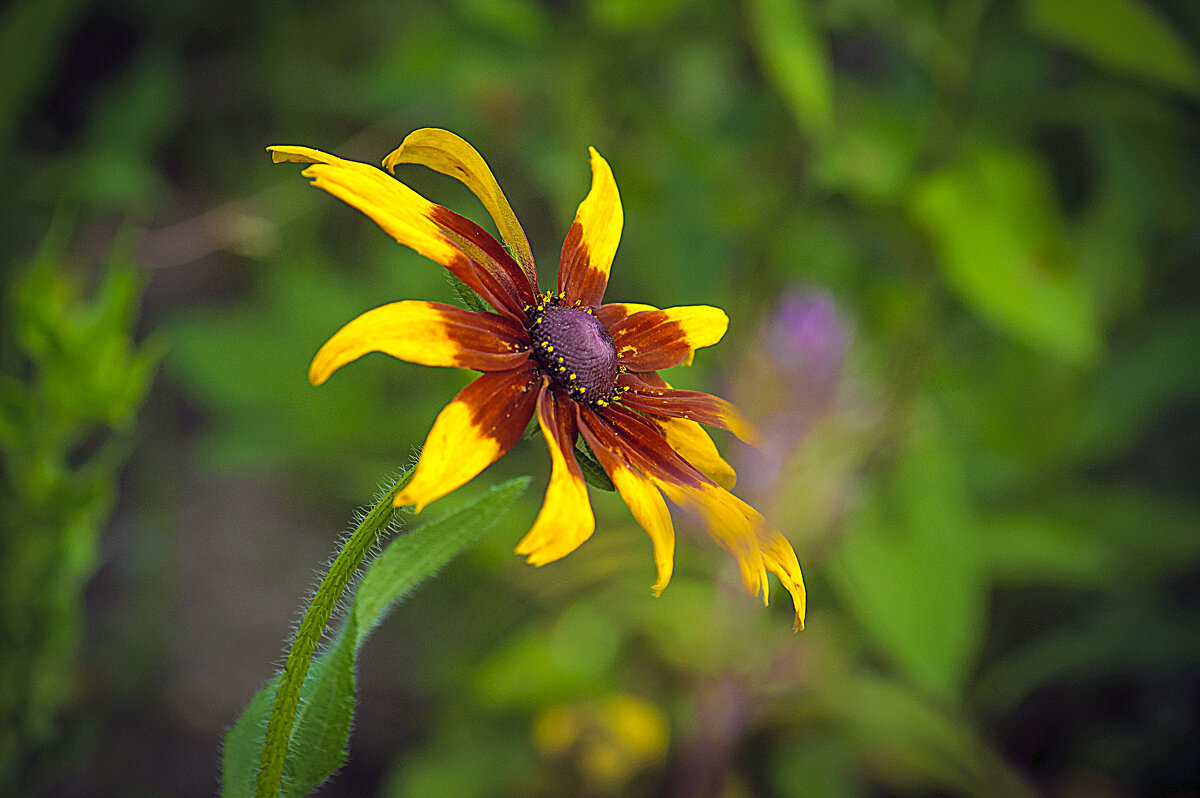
[[3, 0, 1199, 795], [0, 224, 157, 790]]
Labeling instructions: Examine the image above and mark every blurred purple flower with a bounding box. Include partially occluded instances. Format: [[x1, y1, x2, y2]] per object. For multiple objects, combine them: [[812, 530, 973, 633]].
[[735, 289, 851, 495], [767, 291, 850, 395]]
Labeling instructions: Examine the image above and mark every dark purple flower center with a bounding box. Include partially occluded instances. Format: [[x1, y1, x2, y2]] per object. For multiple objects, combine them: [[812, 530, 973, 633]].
[[530, 303, 618, 406]]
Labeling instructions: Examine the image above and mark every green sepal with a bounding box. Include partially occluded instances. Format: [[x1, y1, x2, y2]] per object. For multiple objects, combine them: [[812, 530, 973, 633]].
[[446, 271, 489, 313], [575, 440, 615, 492], [522, 417, 543, 441]]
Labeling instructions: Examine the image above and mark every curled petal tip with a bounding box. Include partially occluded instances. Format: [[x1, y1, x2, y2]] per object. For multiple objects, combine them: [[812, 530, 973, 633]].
[[393, 489, 425, 512], [734, 418, 765, 451]]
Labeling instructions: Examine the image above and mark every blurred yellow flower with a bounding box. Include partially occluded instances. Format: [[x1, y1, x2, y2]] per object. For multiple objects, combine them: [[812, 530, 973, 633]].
[[534, 694, 669, 790]]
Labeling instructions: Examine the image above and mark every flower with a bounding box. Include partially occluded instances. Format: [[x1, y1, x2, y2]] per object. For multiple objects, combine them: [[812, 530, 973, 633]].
[[736, 289, 850, 495], [269, 129, 805, 628], [533, 693, 669, 789]]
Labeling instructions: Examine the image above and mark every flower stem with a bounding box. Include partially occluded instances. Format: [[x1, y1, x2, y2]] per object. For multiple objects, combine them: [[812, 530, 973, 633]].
[[254, 477, 406, 798]]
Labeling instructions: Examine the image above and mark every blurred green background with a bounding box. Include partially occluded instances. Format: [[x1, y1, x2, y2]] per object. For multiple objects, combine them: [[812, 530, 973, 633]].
[[2, 0, 1199, 795]]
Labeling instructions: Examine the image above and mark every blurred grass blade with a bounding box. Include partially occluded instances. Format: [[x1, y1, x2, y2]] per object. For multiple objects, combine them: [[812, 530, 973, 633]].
[[830, 420, 988, 699], [976, 603, 1200, 714], [221, 477, 530, 798], [1073, 310, 1200, 460], [0, 0, 82, 148], [908, 146, 1102, 364], [748, 0, 834, 139], [815, 675, 1038, 798], [984, 486, 1200, 590], [980, 514, 1112, 588], [1024, 0, 1200, 97]]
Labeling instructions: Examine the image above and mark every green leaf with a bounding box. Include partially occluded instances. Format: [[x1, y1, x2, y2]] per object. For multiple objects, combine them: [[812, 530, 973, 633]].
[[748, 0, 834, 139], [280, 612, 359, 794], [352, 478, 527, 644], [222, 676, 279, 797], [223, 637, 360, 798], [1024, 0, 1200, 97], [908, 146, 1102, 364], [221, 477, 530, 797], [830, 418, 988, 698]]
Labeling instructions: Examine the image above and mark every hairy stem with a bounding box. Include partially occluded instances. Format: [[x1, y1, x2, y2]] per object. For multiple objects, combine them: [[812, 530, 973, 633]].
[[254, 477, 407, 798]]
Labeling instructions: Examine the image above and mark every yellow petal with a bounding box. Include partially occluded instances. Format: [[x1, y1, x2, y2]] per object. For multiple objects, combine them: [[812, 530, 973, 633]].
[[762, 530, 807, 630], [655, 480, 770, 604], [559, 148, 623, 306], [665, 305, 728, 349], [309, 300, 529, 385], [428, 207, 538, 310], [610, 466, 675, 596], [269, 145, 343, 165], [383, 129, 537, 289], [702, 486, 807, 629], [610, 305, 729, 370], [595, 302, 658, 329], [270, 145, 458, 263], [516, 385, 595, 565], [618, 375, 762, 449], [395, 367, 539, 512], [651, 416, 737, 489], [577, 408, 676, 595], [269, 145, 525, 318]]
